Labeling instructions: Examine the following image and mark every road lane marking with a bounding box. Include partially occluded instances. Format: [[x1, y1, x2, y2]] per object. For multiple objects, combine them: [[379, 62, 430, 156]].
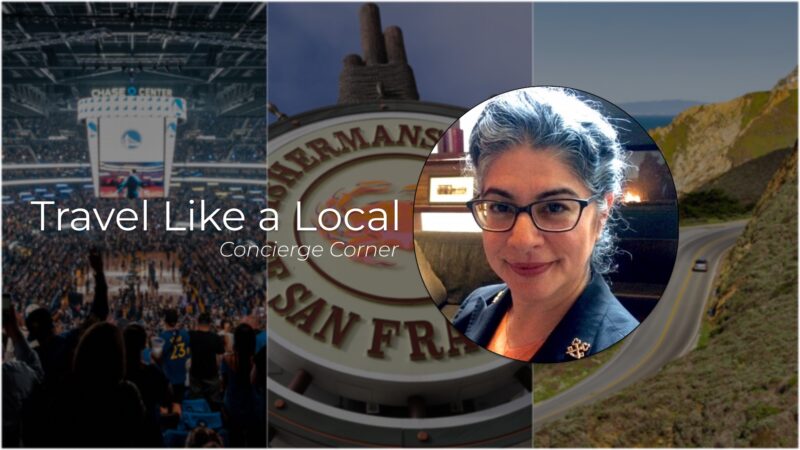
[[536, 228, 741, 424]]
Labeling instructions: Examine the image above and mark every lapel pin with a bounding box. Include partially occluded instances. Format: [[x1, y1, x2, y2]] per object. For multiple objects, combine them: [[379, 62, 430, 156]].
[[566, 337, 591, 359]]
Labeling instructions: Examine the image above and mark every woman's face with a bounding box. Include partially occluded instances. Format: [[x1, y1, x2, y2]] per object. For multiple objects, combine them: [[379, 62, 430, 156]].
[[480, 146, 608, 307]]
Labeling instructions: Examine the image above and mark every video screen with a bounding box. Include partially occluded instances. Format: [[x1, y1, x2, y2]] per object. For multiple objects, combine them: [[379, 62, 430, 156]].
[[98, 117, 166, 198], [99, 161, 165, 198]]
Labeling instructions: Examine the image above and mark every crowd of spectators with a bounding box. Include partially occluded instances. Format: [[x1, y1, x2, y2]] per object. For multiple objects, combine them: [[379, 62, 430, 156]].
[[4, 115, 89, 163], [173, 167, 265, 179], [173, 113, 266, 163], [4, 115, 79, 140], [2, 145, 38, 164], [2, 141, 90, 164], [2, 185, 267, 447], [177, 114, 244, 140], [3, 110, 266, 164], [227, 144, 264, 163], [2, 167, 92, 181]]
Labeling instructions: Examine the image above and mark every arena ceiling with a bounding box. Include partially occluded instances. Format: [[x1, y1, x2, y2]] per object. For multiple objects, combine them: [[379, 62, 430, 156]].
[[2, 2, 266, 116]]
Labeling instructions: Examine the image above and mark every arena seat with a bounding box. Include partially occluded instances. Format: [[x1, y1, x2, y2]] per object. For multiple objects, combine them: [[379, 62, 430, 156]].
[[181, 411, 223, 431], [182, 398, 212, 413]]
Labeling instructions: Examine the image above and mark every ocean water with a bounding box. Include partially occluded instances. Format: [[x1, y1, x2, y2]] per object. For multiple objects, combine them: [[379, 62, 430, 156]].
[[633, 115, 675, 131]]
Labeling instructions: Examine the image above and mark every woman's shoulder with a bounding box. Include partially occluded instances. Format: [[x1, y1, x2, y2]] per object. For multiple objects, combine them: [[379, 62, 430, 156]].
[[533, 276, 638, 363], [453, 284, 507, 322], [595, 295, 639, 344], [451, 284, 508, 344], [577, 275, 639, 339]]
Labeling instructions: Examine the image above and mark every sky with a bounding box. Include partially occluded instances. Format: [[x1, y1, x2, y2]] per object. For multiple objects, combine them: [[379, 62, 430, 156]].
[[533, 3, 798, 105], [268, 3, 533, 119], [268, 3, 797, 121]]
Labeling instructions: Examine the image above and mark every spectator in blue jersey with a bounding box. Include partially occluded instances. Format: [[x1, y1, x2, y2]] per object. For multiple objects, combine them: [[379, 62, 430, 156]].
[[158, 308, 190, 404], [116, 169, 143, 199]]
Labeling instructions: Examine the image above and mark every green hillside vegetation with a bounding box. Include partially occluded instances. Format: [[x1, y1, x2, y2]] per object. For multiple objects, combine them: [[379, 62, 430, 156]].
[[697, 146, 794, 207], [533, 342, 621, 403], [728, 89, 798, 165], [652, 110, 695, 164], [678, 189, 749, 223], [535, 150, 797, 447], [679, 146, 795, 224], [649, 68, 797, 197], [653, 89, 797, 170], [738, 91, 771, 129]]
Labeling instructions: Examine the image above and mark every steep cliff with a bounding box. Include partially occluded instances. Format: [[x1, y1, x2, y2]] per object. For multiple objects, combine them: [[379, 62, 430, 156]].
[[650, 68, 797, 194]]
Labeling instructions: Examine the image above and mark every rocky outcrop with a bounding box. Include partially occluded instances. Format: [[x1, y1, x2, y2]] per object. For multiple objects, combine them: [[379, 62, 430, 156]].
[[650, 68, 797, 194]]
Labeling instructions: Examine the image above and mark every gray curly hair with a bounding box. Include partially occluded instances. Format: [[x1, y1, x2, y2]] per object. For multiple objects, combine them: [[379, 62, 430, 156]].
[[467, 87, 630, 275]]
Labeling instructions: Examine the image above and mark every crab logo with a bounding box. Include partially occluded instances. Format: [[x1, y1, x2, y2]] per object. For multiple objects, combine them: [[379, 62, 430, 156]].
[[315, 181, 415, 267], [87, 121, 97, 137], [121, 130, 142, 150]]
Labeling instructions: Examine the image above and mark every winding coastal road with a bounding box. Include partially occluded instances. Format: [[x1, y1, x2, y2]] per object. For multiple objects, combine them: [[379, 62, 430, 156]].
[[533, 220, 748, 430]]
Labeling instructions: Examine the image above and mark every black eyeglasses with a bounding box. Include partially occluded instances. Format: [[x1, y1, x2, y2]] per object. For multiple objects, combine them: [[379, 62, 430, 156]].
[[466, 197, 595, 232]]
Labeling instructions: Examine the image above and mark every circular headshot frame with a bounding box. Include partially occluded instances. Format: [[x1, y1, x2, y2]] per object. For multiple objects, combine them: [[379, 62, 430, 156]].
[[412, 86, 679, 363]]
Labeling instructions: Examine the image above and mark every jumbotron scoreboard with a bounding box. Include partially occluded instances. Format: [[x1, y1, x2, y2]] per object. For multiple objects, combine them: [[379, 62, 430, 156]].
[[78, 86, 186, 198]]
